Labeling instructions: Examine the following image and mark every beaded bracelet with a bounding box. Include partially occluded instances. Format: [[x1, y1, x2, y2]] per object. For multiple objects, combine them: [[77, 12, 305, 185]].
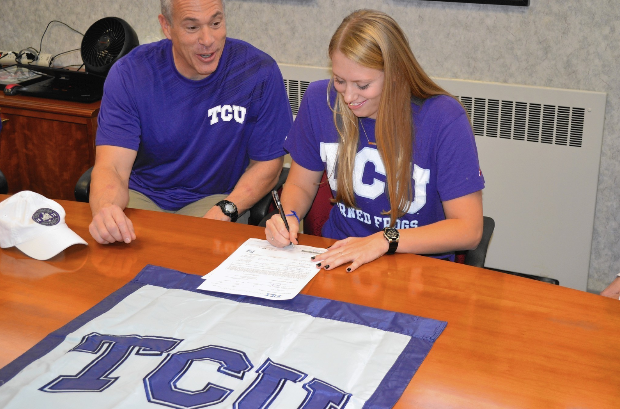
[[286, 210, 300, 222]]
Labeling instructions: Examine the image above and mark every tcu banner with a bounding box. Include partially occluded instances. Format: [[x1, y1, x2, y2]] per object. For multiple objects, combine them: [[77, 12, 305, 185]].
[[0, 265, 446, 408]]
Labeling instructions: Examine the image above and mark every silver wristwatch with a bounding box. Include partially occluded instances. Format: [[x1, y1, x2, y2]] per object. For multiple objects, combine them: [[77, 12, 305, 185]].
[[215, 200, 238, 222]]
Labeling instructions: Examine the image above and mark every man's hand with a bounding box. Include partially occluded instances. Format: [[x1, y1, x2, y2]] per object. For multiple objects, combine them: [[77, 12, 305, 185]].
[[88, 145, 137, 244], [89, 203, 136, 244], [601, 276, 620, 299]]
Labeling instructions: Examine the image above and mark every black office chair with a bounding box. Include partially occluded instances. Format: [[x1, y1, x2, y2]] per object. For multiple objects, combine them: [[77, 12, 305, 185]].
[[0, 118, 7, 194], [0, 170, 8, 194], [248, 166, 289, 226], [74, 165, 290, 227], [74, 167, 93, 202], [457, 216, 495, 268], [488, 267, 560, 285], [458, 216, 559, 284]]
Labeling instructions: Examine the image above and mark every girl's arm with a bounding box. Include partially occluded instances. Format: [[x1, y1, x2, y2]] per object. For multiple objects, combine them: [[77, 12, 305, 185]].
[[314, 190, 483, 272], [265, 160, 323, 247]]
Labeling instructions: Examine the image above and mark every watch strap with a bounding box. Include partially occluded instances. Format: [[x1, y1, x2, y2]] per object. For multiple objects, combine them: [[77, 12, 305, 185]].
[[386, 240, 398, 255]]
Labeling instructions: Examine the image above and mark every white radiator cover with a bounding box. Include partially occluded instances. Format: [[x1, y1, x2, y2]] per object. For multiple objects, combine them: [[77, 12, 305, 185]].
[[278, 63, 606, 290]]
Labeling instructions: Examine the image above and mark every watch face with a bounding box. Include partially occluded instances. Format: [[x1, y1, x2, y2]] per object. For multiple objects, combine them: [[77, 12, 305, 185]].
[[224, 203, 235, 213], [384, 228, 399, 241]]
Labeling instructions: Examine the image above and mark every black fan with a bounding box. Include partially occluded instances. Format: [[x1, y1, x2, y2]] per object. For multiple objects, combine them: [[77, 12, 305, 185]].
[[17, 17, 139, 103], [81, 17, 139, 76]]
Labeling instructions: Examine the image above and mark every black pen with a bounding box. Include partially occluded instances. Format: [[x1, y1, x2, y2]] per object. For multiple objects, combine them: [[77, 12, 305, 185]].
[[271, 190, 293, 246]]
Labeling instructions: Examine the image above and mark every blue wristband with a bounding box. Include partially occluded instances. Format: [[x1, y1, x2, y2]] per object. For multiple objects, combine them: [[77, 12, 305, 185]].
[[286, 210, 300, 223]]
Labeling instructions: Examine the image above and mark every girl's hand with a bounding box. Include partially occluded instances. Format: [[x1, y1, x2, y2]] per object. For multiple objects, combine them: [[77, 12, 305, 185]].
[[312, 232, 389, 272], [265, 214, 300, 247]]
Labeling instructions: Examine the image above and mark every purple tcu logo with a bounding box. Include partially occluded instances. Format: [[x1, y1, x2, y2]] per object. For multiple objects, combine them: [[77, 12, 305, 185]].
[[32, 208, 60, 226], [39, 333, 352, 408]]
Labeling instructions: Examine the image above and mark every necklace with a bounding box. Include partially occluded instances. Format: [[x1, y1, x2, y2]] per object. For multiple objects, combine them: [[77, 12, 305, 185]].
[[359, 119, 376, 146]]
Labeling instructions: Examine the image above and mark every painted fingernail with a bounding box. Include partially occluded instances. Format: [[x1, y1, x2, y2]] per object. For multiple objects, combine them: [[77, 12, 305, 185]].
[[324, 265, 330, 269], [346, 267, 351, 272], [316, 263, 321, 267], [311, 256, 315, 260]]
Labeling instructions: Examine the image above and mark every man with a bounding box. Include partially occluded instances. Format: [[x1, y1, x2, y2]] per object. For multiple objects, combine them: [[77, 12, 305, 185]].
[[89, 0, 292, 244]]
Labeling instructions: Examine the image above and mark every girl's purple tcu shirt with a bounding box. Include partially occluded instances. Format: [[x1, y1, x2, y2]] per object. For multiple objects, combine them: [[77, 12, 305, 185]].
[[285, 80, 484, 258]]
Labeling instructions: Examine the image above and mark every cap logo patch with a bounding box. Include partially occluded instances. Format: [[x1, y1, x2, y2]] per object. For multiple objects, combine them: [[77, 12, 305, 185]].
[[32, 208, 60, 226]]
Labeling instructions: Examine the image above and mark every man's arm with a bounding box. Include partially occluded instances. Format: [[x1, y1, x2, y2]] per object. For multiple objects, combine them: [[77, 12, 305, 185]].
[[89, 145, 138, 244], [203, 157, 284, 221]]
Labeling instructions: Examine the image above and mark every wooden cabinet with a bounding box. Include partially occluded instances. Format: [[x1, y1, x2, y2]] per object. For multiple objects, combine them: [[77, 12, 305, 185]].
[[0, 94, 99, 201]]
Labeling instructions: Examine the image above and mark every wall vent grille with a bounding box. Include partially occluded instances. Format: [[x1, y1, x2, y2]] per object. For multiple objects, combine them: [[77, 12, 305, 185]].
[[285, 79, 310, 116], [446, 96, 584, 147], [278, 64, 330, 117], [281, 73, 586, 149]]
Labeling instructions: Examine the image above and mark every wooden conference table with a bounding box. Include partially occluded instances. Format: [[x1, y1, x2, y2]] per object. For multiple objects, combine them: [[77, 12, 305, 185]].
[[0, 195, 619, 408]]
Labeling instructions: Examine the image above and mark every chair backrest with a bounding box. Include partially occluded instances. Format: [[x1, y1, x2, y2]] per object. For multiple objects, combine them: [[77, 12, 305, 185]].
[[0, 119, 6, 194], [462, 216, 495, 268], [488, 267, 560, 285], [303, 171, 334, 236], [74, 166, 93, 203], [460, 217, 560, 284], [0, 170, 8, 195]]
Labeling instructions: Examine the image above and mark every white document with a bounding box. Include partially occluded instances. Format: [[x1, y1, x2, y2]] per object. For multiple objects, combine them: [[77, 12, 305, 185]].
[[198, 238, 325, 300]]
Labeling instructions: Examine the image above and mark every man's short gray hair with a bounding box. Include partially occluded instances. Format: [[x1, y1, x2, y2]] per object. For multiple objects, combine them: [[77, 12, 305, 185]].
[[160, 0, 225, 23], [161, 0, 173, 22]]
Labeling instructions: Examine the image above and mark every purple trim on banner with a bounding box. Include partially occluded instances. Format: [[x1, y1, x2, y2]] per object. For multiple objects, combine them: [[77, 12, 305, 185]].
[[139, 264, 446, 342], [0, 264, 447, 408]]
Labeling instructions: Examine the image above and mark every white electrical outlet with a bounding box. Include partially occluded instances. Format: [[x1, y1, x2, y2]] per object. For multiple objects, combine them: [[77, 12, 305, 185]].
[[34, 53, 52, 67]]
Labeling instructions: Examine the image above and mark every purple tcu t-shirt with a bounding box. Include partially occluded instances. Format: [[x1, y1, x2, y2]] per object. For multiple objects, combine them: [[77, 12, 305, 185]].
[[285, 80, 484, 256], [96, 38, 292, 210]]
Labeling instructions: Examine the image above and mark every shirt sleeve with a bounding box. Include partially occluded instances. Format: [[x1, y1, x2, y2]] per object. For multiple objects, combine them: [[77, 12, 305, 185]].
[[284, 81, 328, 172], [246, 62, 292, 162], [95, 61, 141, 151], [434, 98, 485, 202]]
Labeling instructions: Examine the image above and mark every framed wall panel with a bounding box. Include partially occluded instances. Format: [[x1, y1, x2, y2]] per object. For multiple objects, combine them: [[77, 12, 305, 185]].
[[422, 0, 529, 6]]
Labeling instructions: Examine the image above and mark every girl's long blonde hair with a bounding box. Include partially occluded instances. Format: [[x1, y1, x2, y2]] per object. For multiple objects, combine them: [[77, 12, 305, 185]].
[[328, 9, 451, 226]]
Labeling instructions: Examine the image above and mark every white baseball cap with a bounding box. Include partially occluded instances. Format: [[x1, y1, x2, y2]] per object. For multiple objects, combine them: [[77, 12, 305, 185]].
[[0, 191, 87, 260]]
